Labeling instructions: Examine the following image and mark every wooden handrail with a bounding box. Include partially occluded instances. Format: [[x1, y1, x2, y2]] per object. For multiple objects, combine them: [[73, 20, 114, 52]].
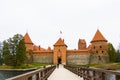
[[64, 65, 120, 80], [6, 65, 56, 80]]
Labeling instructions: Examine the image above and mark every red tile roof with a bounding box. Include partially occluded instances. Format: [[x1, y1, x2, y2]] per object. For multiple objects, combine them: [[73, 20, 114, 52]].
[[24, 33, 33, 44], [33, 45, 40, 51], [33, 45, 53, 53], [91, 29, 107, 43], [54, 38, 67, 46]]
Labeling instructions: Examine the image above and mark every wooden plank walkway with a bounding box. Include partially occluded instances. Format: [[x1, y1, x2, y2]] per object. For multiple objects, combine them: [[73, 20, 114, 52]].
[[48, 64, 83, 80]]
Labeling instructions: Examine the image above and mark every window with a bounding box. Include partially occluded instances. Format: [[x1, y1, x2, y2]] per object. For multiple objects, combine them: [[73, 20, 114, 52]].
[[58, 49, 60, 52], [102, 51, 104, 53], [96, 51, 98, 53], [100, 46, 102, 48], [94, 46, 95, 49]]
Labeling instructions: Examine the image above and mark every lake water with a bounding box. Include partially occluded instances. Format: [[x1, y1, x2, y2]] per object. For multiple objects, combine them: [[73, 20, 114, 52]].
[[0, 69, 35, 80]]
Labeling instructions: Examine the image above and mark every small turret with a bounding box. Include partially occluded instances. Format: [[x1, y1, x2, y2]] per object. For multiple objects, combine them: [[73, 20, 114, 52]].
[[78, 39, 86, 50], [24, 32, 34, 51]]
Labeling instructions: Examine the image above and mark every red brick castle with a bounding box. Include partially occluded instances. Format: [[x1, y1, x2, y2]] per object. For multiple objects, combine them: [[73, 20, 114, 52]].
[[24, 29, 109, 65]]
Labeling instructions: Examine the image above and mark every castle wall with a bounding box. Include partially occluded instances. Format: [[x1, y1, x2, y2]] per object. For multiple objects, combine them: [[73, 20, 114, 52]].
[[89, 54, 109, 64], [25, 44, 33, 51], [32, 52, 53, 64], [91, 42, 108, 54], [66, 51, 90, 65], [24, 30, 109, 65]]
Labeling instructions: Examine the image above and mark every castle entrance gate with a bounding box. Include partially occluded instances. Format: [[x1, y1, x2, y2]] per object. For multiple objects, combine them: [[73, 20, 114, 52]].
[[58, 57, 61, 64]]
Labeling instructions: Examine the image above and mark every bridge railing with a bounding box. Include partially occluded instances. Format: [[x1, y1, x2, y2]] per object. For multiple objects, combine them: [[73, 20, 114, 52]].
[[6, 65, 56, 80], [64, 65, 120, 80]]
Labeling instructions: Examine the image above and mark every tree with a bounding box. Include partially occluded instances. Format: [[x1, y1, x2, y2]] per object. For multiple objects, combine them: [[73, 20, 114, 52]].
[[108, 43, 116, 62], [116, 50, 120, 62], [116, 43, 120, 62], [2, 34, 26, 67], [16, 37, 26, 66], [0, 42, 3, 65], [2, 41, 11, 65]]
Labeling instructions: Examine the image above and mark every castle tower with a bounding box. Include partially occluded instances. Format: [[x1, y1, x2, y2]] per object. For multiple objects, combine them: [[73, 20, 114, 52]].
[[24, 33, 34, 52], [78, 39, 86, 50], [90, 29, 108, 54], [90, 29, 109, 64], [53, 38, 67, 65]]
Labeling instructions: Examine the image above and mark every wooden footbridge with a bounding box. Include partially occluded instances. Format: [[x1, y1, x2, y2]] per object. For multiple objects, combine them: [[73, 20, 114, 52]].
[[6, 64, 120, 80]]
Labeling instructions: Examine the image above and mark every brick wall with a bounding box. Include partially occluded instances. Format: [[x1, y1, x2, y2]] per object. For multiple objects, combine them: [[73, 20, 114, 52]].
[[66, 52, 90, 65], [31, 52, 53, 64], [89, 54, 109, 64]]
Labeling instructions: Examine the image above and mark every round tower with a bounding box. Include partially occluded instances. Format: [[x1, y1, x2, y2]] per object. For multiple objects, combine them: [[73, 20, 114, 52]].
[[90, 29, 109, 64]]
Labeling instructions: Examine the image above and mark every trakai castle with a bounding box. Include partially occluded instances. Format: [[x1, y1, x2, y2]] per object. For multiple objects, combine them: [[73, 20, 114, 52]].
[[24, 30, 109, 65]]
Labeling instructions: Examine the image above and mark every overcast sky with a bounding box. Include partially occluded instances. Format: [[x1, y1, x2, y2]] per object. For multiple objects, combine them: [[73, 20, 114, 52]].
[[0, 0, 120, 49]]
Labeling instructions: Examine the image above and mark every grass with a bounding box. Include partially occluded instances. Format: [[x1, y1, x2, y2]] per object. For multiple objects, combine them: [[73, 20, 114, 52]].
[[89, 63, 120, 70], [0, 62, 52, 69]]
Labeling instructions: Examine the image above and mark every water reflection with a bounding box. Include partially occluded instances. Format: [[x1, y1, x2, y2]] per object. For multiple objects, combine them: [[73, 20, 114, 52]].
[[0, 73, 5, 80], [0, 69, 35, 80], [88, 70, 118, 80], [106, 74, 115, 80]]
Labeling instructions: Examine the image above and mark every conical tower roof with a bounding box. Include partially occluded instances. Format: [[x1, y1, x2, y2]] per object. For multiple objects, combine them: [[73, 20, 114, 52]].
[[54, 38, 67, 46], [24, 32, 33, 44], [91, 29, 107, 43]]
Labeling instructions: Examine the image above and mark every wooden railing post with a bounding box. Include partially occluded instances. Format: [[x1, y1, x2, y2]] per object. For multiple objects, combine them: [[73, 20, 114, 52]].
[[28, 76, 32, 80], [83, 68, 86, 80], [42, 69, 46, 80], [101, 72, 105, 80], [93, 71, 96, 80], [86, 69, 91, 80], [36, 73, 39, 80], [78, 67, 81, 77], [116, 75, 120, 80]]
